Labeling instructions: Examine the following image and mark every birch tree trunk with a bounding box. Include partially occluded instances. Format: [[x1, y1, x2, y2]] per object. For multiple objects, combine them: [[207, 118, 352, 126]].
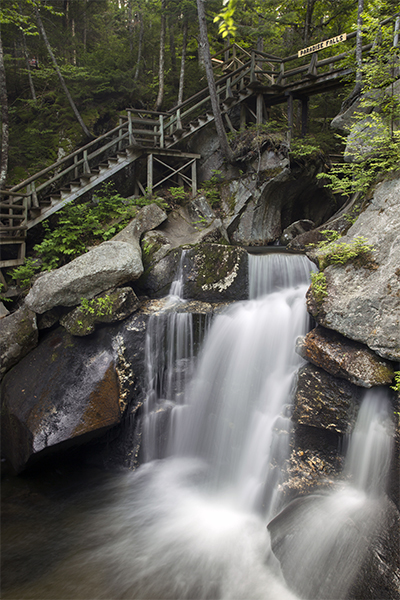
[[196, 0, 233, 161], [155, 0, 166, 110], [354, 0, 364, 95], [134, 9, 144, 81], [177, 18, 188, 106], [21, 31, 37, 103], [0, 28, 9, 188], [34, 6, 92, 139]]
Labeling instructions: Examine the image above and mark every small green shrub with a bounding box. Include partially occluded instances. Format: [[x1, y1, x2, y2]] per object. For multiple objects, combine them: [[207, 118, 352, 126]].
[[317, 236, 375, 270], [310, 271, 328, 304], [391, 371, 400, 393], [10, 258, 41, 289], [80, 296, 114, 318], [199, 170, 222, 207]]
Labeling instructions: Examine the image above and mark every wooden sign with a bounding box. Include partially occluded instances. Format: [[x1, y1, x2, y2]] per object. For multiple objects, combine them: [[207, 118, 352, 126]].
[[298, 33, 347, 58]]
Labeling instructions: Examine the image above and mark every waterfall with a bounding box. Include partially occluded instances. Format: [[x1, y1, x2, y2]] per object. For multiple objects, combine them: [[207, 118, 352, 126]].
[[5, 252, 395, 600], [267, 387, 395, 600], [93, 252, 315, 600]]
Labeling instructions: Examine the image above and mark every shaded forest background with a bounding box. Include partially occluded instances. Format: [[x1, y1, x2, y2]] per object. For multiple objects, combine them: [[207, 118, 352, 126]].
[[0, 0, 398, 185]]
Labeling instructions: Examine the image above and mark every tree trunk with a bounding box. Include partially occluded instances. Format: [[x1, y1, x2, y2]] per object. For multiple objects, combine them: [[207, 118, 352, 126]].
[[35, 6, 92, 139], [354, 0, 364, 94], [21, 31, 37, 103], [0, 28, 9, 188], [304, 0, 317, 46], [177, 18, 188, 106], [134, 9, 144, 81], [196, 0, 233, 161], [169, 15, 176, 75], [155, 0, 166, 110]]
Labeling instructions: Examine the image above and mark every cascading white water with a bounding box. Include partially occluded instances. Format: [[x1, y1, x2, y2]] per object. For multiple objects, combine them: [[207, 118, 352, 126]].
[[268, 387, 395, 600], [92, 252, 315, 599]]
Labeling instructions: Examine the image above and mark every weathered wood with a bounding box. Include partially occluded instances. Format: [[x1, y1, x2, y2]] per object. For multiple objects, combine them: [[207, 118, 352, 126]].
[[301, 97, 309, 137], [147, 154, 153, 194]]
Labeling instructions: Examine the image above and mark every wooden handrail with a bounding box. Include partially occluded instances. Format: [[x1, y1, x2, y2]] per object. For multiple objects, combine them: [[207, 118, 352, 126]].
[[9, 120, 128, 193]]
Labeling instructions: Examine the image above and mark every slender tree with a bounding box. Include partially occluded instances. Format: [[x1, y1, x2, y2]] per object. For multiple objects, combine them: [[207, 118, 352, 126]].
[[196, 0, 233, 161], [0, 27, 8, 187], [354, 0, 364, 95], [34, 4, 92, 138], [155, 0, 166, 110], [134, 4, 144, 81], [177, 16, 188, 106]]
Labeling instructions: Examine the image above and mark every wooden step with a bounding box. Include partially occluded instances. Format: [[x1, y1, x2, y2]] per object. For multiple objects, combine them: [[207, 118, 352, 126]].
[[29, 206, 42, 217]]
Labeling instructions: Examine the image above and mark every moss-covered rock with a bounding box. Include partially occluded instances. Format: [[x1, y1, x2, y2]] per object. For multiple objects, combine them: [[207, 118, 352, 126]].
[[60, 287, 140, 336], [183, 244, 249, 302]]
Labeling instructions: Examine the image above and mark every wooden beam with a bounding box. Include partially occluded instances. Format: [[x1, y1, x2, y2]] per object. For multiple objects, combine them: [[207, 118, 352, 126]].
[[191, 161, 197, 197], [287, 93, 294, 142], [301, 97, 309, 137], [147, 154, 153, 194]]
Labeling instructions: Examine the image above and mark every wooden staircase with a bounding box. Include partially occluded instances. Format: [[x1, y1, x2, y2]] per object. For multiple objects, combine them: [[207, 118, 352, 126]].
[[2, 13, 398, 268]]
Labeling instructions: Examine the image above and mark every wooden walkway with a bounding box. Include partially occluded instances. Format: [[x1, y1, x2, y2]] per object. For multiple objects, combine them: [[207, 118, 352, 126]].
[[1, 13, 398, 268]]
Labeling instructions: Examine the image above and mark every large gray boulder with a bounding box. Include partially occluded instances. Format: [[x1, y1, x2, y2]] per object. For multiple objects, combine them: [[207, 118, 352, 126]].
[[25, 241, 143, 314], [0, 305, 38, 380], [307, 175, 400, 362], [25, 204, 167, 315]]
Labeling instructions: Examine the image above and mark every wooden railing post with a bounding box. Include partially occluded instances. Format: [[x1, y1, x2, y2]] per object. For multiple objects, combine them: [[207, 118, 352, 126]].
[[74, 154, 79, 179], [31, 182, 39, 208], [147, 154, 153, 194], [250, 51, 256, 82], [83, 150, 90, 173], [287, 93, 294, 144], [128, 111, 133, 145], [118, 117, 123, 150], [177, 108, 182, 130], [159, 115, 164, 148], [191, 160, 197, 197]]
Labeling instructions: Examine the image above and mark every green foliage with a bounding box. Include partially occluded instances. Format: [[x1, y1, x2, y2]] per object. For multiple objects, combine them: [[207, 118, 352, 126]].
[[318, 13, 400, 197], [199, 170, 223, 207], [80, 296, 114, 318], [0, 283, 12, 303], [31, 184, 138, 271], [310, 271, 328, 304], [214, 0, 238, 38], [10, 257, 41, 289], [391, 371, 400, 393], [316, 235, 375, 270], [289, 138, 322, 159]]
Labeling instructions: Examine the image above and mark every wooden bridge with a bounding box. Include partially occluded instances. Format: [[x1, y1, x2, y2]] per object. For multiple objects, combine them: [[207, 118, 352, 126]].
[[1, 13, 399, 268]]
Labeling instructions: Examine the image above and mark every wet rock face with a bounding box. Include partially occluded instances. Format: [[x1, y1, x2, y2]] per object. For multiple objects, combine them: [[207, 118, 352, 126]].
[[296, 326, 394, 388], [183, 244, 249, 302], [293, 363, 364, 434], [0, 310, 151, 473], [221, 159, 338, 246], [307, 175, 400, 362], [0, 305, 38, 381], [138, 243, 249, 302], [281, 425, 344, 501], [268, 493, 400, 600]]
